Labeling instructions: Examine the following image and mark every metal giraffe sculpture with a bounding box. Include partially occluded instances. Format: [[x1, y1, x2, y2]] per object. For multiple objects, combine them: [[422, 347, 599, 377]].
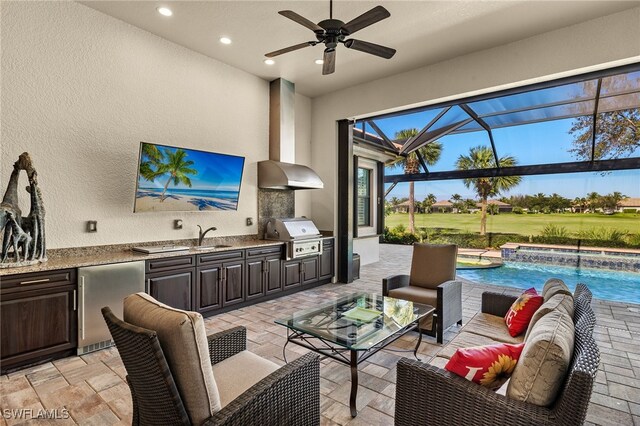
[[0, 153, 46, 267]]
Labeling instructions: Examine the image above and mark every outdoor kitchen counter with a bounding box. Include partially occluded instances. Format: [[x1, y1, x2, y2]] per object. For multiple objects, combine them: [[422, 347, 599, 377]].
[[0, 239, 287, 276]]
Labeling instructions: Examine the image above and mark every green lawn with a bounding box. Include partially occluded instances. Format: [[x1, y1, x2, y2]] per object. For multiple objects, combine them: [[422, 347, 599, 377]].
[[385, 212, 640, 236]]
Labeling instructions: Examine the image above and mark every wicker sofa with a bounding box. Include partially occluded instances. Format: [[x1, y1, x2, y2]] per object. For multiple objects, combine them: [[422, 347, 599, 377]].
[[395, 283, 599, 426]]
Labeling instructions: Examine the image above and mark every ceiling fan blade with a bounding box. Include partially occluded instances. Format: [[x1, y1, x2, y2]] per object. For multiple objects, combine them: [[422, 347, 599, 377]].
[[322, 49, 336, 75], [344, 39, 396, 59], [265, 42, 314, 58], [341, 6, 390, 35], [279, 10, 323, 32]]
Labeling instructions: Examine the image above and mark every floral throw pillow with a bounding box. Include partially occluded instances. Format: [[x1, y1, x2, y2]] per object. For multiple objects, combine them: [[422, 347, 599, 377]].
[[445, 343, 525, 390], [504, 288, 544, 337]]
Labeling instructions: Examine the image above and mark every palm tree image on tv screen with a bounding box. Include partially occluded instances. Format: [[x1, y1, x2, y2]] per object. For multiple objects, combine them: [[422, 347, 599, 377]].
[[134, 142, 245, 212]]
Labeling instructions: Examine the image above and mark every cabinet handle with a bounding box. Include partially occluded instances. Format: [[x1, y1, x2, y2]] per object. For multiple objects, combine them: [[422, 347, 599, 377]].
[[79, 277, 85, 340], [73, 290, 77, 311], [20, 278, 50, 285]]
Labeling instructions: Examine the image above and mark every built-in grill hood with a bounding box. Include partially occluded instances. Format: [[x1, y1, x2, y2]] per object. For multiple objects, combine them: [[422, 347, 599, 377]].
[[258, 160, 324, 190], [258, 78, 324, 191]]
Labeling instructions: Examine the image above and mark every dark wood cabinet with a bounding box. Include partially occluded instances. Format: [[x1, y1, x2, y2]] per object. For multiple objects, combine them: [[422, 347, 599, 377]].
[[222, 261, 245, 306], [196, 266, 222, 315], [301, 257, 319, 285], [283, 260, 302, 288], [246, 245, 283, 299], [147, 269, 195, 311], [246, 258, 265, 300], [320, 239, 335, 280], [1, 269, 77, 374], [265, 255, 283, 295]]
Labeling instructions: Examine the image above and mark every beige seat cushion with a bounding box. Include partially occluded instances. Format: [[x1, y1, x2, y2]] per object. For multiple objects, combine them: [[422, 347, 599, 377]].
[[507, 310, 575, 406], [212, 350, 279, 408], [429, 355, 449, 369], [437, 331, 503, 359], [463, 313, 525, 345], [388, 286, 436, 329], [524, 294, 574, 342], [409, 244, 457, 289], [123, 293, 222, 423], [542, 278, 572, 302]]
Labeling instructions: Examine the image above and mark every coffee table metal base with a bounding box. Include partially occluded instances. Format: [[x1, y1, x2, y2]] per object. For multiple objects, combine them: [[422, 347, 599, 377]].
[[283, 323, 423, 417]]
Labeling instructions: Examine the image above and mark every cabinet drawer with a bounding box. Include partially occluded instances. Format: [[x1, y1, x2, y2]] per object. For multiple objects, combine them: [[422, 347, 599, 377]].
[[1, 269, 76, 293], [246, 245, 283, 258], [146, 256, 195, 273], [198, 250, 244, 265], [322, 238, 335, 247]]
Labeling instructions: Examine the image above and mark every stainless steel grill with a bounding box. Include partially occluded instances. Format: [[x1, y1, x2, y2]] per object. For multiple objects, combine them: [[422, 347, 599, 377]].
[[264, 218, 323, 259]]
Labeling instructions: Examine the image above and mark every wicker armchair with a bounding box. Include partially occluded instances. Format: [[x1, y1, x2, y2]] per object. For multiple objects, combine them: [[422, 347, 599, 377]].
[[394, 285, 599, 426], [102, 307, 320, 426], [383, 243, 462, 343]]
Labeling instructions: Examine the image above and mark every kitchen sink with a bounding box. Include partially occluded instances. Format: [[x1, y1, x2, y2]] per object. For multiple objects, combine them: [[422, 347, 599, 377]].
[[194, 244, 232, 250]]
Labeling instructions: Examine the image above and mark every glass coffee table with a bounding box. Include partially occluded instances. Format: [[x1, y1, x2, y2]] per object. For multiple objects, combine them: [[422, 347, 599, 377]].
[[275, 293, 434, 417]]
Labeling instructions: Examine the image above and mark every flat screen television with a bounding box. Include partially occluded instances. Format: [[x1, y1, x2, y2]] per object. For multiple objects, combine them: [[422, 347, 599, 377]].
[[134, 142, 245, 212]]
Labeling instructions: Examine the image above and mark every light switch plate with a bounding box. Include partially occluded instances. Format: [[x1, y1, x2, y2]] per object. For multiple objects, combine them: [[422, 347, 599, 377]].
[[86, 221, 97, 233]]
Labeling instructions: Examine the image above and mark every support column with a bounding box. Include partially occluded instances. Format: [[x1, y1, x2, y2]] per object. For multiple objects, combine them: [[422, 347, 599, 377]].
[[337, 119, 354, 283]]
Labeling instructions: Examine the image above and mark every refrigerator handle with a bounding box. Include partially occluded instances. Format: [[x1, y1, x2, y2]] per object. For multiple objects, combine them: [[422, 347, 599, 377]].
[[79, 277, 85, 340]]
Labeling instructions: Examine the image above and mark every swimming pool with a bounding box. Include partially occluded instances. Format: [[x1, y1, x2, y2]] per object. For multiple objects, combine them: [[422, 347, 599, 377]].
[[457, 261, 640, 304]]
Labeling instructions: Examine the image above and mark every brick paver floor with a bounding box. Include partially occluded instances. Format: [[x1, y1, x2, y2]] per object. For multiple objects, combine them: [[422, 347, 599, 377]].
[[1, 244, 638, 425]]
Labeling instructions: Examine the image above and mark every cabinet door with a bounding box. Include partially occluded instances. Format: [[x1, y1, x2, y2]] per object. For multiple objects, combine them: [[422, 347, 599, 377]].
[[246, 258, 265, 300], [196, 266, 222, 314], [1, 287, 77, 368], [147, 269, 194, 311], [265, 256, 282, 295], [319, 243, 335, 280], [302, 257, 319, 285], [222, 261, 245, 306], [283, 260, 301, 288]]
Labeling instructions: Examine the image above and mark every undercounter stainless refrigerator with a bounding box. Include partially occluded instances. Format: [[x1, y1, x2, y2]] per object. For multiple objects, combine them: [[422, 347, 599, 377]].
[[77, 261, 145, 355]]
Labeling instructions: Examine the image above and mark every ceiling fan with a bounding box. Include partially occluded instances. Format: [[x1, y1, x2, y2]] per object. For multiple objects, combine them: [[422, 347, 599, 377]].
[[265, 0, 396, 75]]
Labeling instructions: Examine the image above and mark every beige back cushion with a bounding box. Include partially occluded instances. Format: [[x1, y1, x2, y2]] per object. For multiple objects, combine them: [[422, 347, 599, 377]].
[[542, 278, 572, 302], [409, 244, 457, 289], [524, 294, 574, 342], [507, 310, 574, 406], [123, 293, 222, 423]]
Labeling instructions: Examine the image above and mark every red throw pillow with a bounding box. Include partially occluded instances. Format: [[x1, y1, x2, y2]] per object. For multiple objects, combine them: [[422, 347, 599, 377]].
[[504, 288, 544, 337], [445, 343, 525, 389]]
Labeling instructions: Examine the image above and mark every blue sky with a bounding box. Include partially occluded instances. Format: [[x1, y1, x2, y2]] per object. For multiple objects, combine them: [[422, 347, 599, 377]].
[[377, 112, 640, 201], [138, 143, 244, 192]]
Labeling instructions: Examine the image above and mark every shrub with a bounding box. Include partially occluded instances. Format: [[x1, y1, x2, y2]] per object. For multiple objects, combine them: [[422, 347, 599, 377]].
[[626, 233, 640, 247], [623, 209, 638, 214], [541, 207, 551, 214], [382, 225, 419, 245], [512, 207, 524, 214], [541, 224, 569, 238], [576, 227, 628, 243]]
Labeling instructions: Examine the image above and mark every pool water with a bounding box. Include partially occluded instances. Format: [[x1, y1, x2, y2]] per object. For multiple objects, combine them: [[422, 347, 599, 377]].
[[457, 261, 640, 304]]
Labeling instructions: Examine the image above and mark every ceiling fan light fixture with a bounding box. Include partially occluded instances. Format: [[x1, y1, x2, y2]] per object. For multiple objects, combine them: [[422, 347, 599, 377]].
[[264, 59, 275, 65], [219, 37, 232, 45], [315, 59, 324, 65], [157, 7, 173, 17]]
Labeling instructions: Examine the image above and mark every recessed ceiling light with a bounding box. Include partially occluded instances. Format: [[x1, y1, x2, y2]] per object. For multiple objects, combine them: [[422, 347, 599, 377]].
[[315, 59, 324, 65], [264, 59, 275, 65], [157, 7, 173, 17], [219, 37, 232, 45]]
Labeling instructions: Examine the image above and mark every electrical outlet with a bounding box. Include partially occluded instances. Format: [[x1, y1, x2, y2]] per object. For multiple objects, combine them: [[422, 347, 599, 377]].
[[86, 221, 97, 233], [174, 219, 183, 230], [246, 217, 253, 226]]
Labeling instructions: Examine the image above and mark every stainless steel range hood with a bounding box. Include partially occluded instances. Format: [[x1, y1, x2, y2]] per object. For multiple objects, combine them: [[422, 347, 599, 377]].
[[258, 160, 324, 190], [258, 78, 324, 190]]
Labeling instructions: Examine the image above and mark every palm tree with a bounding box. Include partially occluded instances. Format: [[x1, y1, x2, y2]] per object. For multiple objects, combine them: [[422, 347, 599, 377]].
[[139, 143, 164, 182], [423, 193, 436, 213], [586, 192, 600, 213], [455, 146, 521, 235], [573, 197, 587, 213], [157, 149, 198, 202], [390, 129, 442, 233], [450, 193, 463, 213]]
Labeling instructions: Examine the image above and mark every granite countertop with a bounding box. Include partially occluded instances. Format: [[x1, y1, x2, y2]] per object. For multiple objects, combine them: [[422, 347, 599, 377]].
[[0, 235, 336, 276], [0, 239, 285, 276]]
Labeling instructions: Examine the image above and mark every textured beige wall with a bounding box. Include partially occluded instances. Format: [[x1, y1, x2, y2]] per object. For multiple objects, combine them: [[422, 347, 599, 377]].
[[310, 7, 640, 232], [1, 2, 312, 249]]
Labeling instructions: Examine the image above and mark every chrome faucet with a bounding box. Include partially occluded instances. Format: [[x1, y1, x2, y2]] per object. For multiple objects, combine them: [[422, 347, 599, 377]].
[[197, 225, 217, 246]]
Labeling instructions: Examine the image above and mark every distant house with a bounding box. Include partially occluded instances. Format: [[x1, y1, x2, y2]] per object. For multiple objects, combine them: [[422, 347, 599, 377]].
[[433, 200, 453, 213], [618, 197, 640, 213], [477, 199, 512, 212], [393, 200, 412, 213]]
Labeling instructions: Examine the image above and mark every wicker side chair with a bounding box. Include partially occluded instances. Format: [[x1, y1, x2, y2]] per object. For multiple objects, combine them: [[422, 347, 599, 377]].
[[102, 307, 320, 426], [382, 243, 462, 344], [394, 289, 599, 426]]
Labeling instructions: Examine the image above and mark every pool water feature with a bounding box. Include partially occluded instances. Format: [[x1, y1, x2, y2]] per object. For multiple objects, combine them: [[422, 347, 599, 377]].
[[457, 261, 640, 304]]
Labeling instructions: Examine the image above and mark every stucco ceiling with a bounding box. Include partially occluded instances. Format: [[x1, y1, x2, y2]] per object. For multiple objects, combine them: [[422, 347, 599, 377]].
[[80, 1, 639, 98]]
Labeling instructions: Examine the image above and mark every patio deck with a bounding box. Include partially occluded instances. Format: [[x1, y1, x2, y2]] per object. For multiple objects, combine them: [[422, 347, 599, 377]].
[[1, 244, 639, 425]]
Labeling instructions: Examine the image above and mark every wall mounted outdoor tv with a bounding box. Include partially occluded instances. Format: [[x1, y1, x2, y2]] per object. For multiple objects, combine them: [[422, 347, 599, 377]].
[[134, 142, 245, 212]]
